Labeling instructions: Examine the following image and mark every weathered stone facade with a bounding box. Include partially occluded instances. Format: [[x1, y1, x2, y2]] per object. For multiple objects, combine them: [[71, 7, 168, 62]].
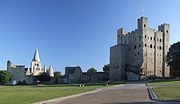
[[110, 17, 170, 81], [7, 61, 26, 84], [82, 72, 109, 83], [65, 66, 82, 83], [7, 49, 54, 85], [60, 66, 109, 84]]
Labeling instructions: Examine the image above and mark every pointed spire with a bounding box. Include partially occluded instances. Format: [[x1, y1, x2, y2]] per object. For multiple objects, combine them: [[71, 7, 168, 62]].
[[32, 48, 40, 62], [49, 66, 53, 71], [49, 66, 54, 77], [44, 65, 46, 72]]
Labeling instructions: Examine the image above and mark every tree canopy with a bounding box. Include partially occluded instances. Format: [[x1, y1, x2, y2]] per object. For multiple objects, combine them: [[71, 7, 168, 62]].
[[36, 72, 51, 83], [166, 41, 180, 76], [103, 64, 110, 72], [87, 68, 97, 73], [0, 70, 11, 84], [54, 71, 61, 78]]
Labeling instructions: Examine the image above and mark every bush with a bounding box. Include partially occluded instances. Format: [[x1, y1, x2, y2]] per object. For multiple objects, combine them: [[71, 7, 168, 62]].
[[0, 70, 11, 84], [16, 80, 27, 85]]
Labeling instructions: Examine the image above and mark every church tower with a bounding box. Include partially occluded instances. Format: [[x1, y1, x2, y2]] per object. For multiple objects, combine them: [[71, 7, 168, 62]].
[[31, 48, 42, 76]]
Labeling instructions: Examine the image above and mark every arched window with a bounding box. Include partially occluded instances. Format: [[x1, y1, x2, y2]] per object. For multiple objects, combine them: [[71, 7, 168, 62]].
[[144, 24, 146, 27], [159, 46, 161, 50], [150, 44, 152, 48]]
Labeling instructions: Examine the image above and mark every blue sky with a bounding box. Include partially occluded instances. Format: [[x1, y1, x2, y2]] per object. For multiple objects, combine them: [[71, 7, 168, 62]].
[[0, 0, 180, 74]]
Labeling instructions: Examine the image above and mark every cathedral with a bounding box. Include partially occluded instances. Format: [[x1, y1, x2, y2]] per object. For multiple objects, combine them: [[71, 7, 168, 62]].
[[7, 48, 54, 85], [110, 16, 170, 81]]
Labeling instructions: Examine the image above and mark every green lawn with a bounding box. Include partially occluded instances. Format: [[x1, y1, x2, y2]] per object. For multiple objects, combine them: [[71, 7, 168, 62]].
[[153, 86, 180, 99], [148, 80, 180, 100], [0, 84, 112, 104], [147, 80, 180, 86]]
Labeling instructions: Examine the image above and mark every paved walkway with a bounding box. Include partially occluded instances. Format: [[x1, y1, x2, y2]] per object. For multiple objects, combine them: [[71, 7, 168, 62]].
[[45, 82, 179, 104]]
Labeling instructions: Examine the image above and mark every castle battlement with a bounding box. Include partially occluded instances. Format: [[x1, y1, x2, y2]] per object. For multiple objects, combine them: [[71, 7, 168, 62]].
[[110, 17, 170, 81]]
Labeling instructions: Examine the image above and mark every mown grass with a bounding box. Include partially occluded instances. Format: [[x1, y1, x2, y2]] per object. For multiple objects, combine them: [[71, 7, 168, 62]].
[[147, 80, 180, 100], [0, 84, 113, 104], [153, 86, 180, 99], [147, 80, 180, 86]]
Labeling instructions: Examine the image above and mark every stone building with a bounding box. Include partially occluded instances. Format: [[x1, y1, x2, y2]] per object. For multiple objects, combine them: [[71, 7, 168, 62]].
[[7, 61, 26, 84], [64, 66, 82, 83], [82, 72, 109, 83], [60, 66, 109, 84], [7, 48, 54, 85], [110, 16, 170, 81]]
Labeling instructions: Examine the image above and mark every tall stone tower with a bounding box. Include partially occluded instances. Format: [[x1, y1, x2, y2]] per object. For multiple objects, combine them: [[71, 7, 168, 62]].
[[158, 24, 170, 77], [31, 48, 42, 76], [110, 16, 170, 81]]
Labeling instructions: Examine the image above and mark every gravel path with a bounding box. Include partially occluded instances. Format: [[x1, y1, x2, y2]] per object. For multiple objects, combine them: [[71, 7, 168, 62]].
[[44, 82, 180, 104]]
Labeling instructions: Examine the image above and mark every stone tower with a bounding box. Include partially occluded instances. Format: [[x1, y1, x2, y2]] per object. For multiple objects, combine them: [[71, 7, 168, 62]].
[[110, 16, 170, 81], [158, 24, 170, 77], [31, 48, 42, 76]]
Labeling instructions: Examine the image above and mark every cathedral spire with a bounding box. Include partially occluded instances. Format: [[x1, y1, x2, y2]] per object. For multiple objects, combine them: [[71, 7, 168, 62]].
[[32, 48, 40, 62]]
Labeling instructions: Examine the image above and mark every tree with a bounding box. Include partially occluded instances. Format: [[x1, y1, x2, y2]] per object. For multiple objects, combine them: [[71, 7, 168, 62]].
[[103, 64, 110, 72], [87, 68, 97, 73], [36, 72, 51, 84], [54, 71, 61, 83], [166, 41, 180, 76], [0, 70, 11, 84], [54, 71, 61, 78]]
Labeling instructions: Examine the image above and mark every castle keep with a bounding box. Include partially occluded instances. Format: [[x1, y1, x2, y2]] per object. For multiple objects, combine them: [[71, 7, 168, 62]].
[[110, 17, 170, 81]]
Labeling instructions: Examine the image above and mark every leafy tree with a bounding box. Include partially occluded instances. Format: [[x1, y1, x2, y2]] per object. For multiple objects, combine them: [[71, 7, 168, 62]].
[[0, 70, 11, 84], [87, 68, 97, 73], [103, 64, 110, 72], [36, 72, 51, 84], [166, 41, 180, 76], [54, 71, 61, 78], [54, 71, 61, 83]]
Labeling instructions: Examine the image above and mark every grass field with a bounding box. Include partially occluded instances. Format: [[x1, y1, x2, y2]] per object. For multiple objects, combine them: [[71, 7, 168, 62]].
[[148, 80, 180, 100], [147, 80, 180, 86], [0, 83, 120, 104]]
